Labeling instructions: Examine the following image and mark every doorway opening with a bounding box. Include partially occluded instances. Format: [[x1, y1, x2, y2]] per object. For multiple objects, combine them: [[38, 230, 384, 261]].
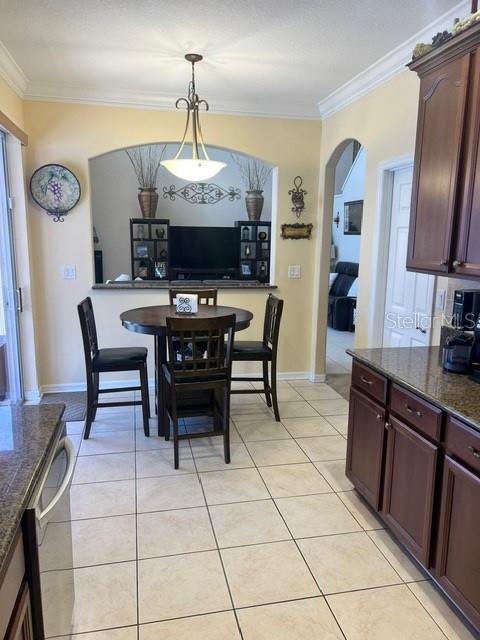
[[0, 131, 23, 403], [327, 140, 365, 379]]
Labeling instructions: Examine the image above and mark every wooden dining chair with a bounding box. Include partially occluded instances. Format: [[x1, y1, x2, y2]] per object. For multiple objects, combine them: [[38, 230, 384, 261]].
[[162, 314, 235, 469], [168, 288, 218, 305], [231, 294, 284, 421], [77, 297, 150, 438]]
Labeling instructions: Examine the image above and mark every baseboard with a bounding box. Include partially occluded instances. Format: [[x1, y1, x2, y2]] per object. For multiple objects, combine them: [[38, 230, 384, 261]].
[[24, 388, 41, 401], [39, 371, 324, 395]]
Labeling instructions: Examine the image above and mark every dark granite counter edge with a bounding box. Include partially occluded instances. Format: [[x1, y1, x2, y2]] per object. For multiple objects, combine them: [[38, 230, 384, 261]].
[[346, 348, 480, 432], [0, 407, 65, 578], [92, 282, 277, 290]]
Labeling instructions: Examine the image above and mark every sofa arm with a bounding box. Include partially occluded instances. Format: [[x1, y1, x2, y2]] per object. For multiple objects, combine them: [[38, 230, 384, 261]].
[[331, 296, 356, 332]]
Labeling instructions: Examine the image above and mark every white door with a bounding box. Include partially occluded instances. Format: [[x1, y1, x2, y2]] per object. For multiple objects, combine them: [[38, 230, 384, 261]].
[[383, 166, 434, 348]]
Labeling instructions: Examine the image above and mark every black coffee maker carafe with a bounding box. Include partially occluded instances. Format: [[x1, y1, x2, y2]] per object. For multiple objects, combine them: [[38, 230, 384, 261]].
[[469, 313, 480, 383]]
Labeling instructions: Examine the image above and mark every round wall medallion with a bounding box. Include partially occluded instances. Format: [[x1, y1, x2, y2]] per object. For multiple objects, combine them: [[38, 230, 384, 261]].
[[30, 164, 81, 222]]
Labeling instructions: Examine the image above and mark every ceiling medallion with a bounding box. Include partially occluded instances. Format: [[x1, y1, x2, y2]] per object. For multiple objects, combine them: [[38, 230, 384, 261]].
[[161, 53, 225, 182]]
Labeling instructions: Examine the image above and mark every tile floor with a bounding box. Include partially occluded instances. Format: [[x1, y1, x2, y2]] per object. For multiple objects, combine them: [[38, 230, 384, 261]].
[[54, 380, 476, 639], [326, 327, 354, 375]]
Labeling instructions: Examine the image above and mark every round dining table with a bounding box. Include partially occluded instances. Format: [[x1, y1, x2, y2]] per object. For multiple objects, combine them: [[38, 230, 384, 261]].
[[120, 304, 253, 436]]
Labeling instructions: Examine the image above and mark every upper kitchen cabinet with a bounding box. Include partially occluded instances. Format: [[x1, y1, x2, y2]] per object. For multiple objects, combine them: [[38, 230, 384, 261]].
[[407, 24, 480, 277]]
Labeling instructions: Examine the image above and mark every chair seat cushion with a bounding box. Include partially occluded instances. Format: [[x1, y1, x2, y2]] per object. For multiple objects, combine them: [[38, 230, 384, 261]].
[[93, 347, 147, 371], [232, 340, 271, 361], [162, 363, 227, 386]]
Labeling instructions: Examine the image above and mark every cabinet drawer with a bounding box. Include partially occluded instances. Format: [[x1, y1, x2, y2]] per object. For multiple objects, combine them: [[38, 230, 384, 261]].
[[390, 384, 442, 441], [446, 416, 480, 475], [352, 361, 387, 405]]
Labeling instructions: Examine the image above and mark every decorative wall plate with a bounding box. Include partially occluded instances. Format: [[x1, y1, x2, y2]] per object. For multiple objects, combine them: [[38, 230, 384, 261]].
[[30, 164, 81, 222]]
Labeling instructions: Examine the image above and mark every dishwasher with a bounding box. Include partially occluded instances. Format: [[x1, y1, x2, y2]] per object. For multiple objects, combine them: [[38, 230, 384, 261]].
[[23, 427, 76, 639]]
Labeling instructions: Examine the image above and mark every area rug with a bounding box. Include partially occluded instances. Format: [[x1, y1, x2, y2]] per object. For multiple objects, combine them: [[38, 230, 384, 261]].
[[41, 391, 86, 421]]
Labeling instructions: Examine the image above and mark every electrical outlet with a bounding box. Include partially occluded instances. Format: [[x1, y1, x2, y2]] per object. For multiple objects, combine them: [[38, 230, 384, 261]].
[[288, 265, 301, 279], [62, 265, 77, 280], [436, 288, 446, 310]]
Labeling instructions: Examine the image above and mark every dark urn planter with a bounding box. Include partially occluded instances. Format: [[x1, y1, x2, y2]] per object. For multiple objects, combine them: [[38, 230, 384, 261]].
[[138, 188, 159, 218], [245, 190, 264, 221]]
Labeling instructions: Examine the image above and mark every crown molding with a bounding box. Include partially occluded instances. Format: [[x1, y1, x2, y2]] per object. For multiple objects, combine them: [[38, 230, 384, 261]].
[[23, 81, 321, 120], [318, 0, 471, 119], [0, 39, 27, 96]]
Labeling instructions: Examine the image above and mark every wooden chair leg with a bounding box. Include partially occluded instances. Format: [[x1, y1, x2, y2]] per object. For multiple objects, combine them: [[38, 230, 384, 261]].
[[140, 365, 150, 437], [91, 372, 100, 421], [84, 376, 96, 439], [163, 376, 170, 441], [271, 358, 280, 422], [172, 401, 179, 469], [223, 388, 231, 464], [262, 360, 272, 407]]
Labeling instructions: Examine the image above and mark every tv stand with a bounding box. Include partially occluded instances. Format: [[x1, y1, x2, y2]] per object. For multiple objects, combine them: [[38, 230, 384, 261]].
[[171, 268, 239, 281]]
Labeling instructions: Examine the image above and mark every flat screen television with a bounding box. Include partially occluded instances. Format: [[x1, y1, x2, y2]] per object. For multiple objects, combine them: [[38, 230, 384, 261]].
[[170, 226, 241, 271]]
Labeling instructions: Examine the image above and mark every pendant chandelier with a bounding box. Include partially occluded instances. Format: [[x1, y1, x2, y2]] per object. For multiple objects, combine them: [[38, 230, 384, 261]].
[[161, 53, 226, 182]]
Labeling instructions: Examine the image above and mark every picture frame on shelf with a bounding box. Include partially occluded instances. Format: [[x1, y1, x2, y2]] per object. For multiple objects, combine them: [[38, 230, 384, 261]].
[[241, 263, 252, 276]]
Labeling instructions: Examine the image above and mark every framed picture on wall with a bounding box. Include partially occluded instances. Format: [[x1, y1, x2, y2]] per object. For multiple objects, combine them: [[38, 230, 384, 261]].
[[344, 200, 363, 235]]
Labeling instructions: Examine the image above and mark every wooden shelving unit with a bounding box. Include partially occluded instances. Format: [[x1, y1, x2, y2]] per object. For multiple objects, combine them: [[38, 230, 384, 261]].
[[235, 220, 271, 283], [130, 218, 170, 280]]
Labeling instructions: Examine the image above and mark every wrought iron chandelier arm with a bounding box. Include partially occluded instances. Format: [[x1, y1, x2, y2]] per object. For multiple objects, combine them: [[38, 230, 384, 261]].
[[174, 101, 191, 160]]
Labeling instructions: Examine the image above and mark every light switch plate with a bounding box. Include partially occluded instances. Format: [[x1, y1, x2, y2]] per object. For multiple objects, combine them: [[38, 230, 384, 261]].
[[436, 288, 446, 311], [62, 265, 77, 280], [288, 265, 301, 279]]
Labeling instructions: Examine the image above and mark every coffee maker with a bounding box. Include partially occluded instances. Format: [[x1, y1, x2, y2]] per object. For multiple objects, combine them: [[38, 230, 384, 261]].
[[469, 313, 480, 383]]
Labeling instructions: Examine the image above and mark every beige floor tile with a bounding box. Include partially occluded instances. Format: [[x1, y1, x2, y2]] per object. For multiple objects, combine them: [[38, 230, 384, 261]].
[[57, 629, 137, 640], [66, 421, 84, 435], [73, 452, 135, 484], [192, 442, 254, 472], [138, 551, 231, 622], [269, 387, 305, 402], [338, 490, 385, 530], [314, 460, 353, 492], [367, 530, 426, 582], [296, 435, 347, 461], [200, 468, 270, 505], [235, 418, 292, 441], [221, 541, 319, 608], [246, 440, 309, 466], [231, 410, 275, 423], [139, 611, 241, 640], [276, 401, 319, 418], [231, 380, 255, 390], [209, 499, 291, 547], [299, 531, 401, 594], [135, 448, 195, 477], [137, 474, 205, 512], [88, 409, 136, 431], [288, 379, 323, 388], [296, 385, 342, 401], [237, 597, 344, 640], [309, 399, 349, 416], [42, 561, 137, 636], [282, 416, 338, 438], [408, 581, 477, 640], [78, 431, 135, 456], [135, 430, 189, 450], [70, 479, 135, 520], [275, 493, 362, 538], [258, 463, 333, 498], [325, 414, 349, 435], [251, 380, 292, 390], [137, 507, 215, 558], [231, 392, 267, 404], [230, 402, 273, 417], [41, 515, 136, 570], [327, 584, 447, 640]]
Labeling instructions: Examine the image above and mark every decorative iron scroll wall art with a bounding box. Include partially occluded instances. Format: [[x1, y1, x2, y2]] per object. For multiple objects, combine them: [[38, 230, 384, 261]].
[[288, 176, 307, 217], [163, 183, 241, 205]]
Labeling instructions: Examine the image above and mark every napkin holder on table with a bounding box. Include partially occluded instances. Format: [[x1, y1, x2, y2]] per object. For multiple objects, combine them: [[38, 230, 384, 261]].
[[174, 293, 198, 314]]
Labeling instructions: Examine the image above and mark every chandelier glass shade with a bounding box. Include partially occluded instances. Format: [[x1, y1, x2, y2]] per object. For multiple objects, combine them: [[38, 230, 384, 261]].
[[161, 54, 226, 181]]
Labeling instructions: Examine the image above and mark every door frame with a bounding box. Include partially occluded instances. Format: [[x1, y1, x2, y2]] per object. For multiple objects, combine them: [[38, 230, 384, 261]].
[[369, 154, 434, 347]]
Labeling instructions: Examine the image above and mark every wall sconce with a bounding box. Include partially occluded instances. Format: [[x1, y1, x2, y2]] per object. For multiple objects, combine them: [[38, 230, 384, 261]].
[[333, 212, 340, 228], [289, 176, 307, 217]]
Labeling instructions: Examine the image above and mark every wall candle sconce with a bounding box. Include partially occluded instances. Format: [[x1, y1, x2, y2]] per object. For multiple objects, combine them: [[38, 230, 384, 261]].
[[288, 176, 307, 217]]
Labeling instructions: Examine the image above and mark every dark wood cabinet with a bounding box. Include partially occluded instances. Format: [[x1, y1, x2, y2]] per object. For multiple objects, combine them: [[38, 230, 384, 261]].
[[407, 24, 480, 278], [5, 582, 34, 640], [382, 416, 438, 565], [435, 456, 480, 631], [346, 387, 386, 510]]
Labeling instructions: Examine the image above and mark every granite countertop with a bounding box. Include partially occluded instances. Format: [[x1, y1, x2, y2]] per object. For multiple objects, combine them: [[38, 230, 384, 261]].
[[348, 346, 480, 432], [92, 281, 277, 290], [0, 403, 64, 576]]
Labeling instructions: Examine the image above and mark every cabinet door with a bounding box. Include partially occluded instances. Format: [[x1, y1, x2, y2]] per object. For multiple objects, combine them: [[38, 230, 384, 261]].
[[435, 456, 480, 631], [5, 582, 34, 640], [454, 49, 480, 277], [382, 416, 438, 565], [407, 54, 470, 273], [346, 388, 386, 510]]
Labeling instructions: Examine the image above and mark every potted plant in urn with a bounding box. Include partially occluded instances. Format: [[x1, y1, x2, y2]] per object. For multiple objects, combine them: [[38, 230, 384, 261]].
[[233, 155, 272, 221], [125, 144, 166, 218]]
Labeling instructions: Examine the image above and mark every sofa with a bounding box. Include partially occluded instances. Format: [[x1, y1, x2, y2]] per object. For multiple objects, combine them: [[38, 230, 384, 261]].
[[328, 261, 358, 332]]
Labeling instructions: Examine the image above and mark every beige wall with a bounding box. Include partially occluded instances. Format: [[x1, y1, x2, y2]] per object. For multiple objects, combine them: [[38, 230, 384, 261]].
[[313, 70, 428, 374], [22, 101, 322, 390], [0, 76, 24, 129]]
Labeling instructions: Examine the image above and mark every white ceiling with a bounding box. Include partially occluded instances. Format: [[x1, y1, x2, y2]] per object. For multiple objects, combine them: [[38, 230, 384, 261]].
[[0, 0, 471, 118]]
